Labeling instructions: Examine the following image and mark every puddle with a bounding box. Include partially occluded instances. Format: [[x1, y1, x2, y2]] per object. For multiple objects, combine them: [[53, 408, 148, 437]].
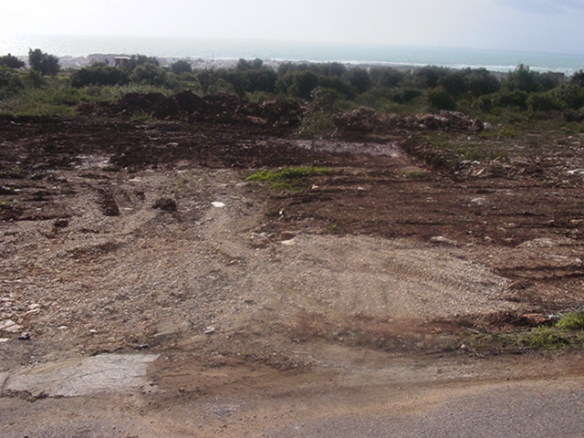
[[2, 354, 159, 397], [294, 139, 402, 157], [75, 154, 111, 169]]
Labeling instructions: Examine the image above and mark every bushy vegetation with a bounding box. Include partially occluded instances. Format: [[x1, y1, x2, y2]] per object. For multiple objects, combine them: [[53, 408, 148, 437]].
[[462, 312, 584, 353], [1, 48, 584, 123]]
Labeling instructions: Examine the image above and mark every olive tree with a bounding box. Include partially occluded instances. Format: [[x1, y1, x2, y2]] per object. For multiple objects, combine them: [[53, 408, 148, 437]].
[[28, 48, 60, 76]]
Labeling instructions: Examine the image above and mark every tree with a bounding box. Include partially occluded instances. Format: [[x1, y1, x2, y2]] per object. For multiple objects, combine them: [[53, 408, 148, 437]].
[[412, 65, 449, 88], [527, 92, 562, 112], [428, 87, 457, 110], [0, 53, 25, 69], [438, 71, 468, 97], [245, 67, 278, 93], [288, 71, 320, 100], [297, 87, 337, 166], [571, 70, 584, 87], [236, 58, 263, 71], [71, 64, 129, 88], [0, 66, 25, 98], [124, 55, 159, 71], [222, 70, 249, 97], [369, 66, 403, 88], [505, 64, 539, 92], [345, 67, 373, 94], [170, 59, 193, 75], [28, 48, 60, 76], [129, 62, 168, 86], [465, 68, 500, 97]]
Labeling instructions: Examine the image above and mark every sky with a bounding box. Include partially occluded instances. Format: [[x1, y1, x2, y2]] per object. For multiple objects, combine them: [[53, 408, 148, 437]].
[[1, 0, 584, 55]]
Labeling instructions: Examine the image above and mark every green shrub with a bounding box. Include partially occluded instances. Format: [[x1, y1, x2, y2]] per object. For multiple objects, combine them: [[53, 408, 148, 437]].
[[130, 62, 169, 87], [390, 87, 422, 104], [0, 53, 25, 69], [427, 87, 457, 110], [497, 89, 529, 110], [527, 92, 563, 112], [28, 48, 60, 76], [71, 64, 129, 88], [170, 59, 193, 75], [0, 66, 24, 98], [520, 327, 571, 349], [554, 84, 584, 110]]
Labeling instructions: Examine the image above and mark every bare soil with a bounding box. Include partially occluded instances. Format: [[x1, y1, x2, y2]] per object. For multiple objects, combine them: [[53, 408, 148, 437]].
[[1, 105, 584, 436]]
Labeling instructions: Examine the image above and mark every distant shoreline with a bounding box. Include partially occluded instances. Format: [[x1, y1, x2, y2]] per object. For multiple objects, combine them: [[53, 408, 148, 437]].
[[2, 35, 583, 74]]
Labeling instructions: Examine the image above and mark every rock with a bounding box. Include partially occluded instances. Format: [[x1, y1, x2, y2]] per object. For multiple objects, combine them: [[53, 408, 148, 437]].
[[279, 231, 297, 240], [470, 197, 488, 206], [249, 232, 270, 248], [53, 219, 69, 229], [152, 197, 177, 212], [204, 326, 216, 335], [98, 188, 120, 216], [517, 238, 557, 248], [430, 236, 458, 246], [0, 319, 23, 333], [212, 201, 226, 208]]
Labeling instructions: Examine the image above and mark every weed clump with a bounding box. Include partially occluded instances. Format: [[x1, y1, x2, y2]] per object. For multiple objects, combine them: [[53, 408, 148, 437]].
[[246, 167, 334, 182], [556, 312, 584, 330]]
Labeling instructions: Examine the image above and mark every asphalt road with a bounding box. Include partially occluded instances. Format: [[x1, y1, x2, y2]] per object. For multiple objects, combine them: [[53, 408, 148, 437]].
[[264, 378, 584, 438]]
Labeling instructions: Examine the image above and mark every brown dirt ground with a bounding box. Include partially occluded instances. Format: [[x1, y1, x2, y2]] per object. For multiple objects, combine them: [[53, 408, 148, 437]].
[[1, 108, 584, 436]]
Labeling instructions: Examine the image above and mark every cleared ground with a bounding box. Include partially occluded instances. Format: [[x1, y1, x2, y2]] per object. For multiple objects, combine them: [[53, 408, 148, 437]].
[[1, 108, 584, 436]]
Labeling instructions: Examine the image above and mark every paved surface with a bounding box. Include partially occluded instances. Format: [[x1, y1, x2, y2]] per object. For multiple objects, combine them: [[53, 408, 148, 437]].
[[265, 379, 584, 438], [2, 354, 158, 397]]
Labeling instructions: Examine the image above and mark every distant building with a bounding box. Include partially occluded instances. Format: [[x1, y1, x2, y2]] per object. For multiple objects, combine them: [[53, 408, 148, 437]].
[[114, 56, 131, 68]]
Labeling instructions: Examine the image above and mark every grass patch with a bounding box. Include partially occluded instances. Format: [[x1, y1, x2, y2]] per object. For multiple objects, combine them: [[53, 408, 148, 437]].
[[424, 132, 451, 148], [246, 166, 335, 182], [404, 171, 428, 179], [556, 312, 584, 330], [499, 125, 520, 138], [461, 312, 584, 353], [519, 327, 572, 350]]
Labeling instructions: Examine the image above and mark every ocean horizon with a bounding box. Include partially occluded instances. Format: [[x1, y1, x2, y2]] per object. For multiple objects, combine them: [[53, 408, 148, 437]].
[[2, 34, 584, 75]]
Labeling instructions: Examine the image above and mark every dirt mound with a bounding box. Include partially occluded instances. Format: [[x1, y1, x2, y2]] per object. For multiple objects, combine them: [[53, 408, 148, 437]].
[[79, 91, 304, 127], [334, 107, 484, 135]]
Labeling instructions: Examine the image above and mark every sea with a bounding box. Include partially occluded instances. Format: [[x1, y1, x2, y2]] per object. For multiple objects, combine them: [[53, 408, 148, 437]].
[[2, 35, 584, 75]]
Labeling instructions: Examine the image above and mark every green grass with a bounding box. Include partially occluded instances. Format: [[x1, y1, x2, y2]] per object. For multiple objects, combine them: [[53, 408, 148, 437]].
[[424, 132, 451, 149], [245, 166, 335, 191], [519, 326, 572, 350], [0, 79, 176, 118], [404, 171, 429, 179], [556, 312, 584, 330], [499, 125, 520, 138], [461, 312, 584, 353], [246, 166, 335, 182]]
